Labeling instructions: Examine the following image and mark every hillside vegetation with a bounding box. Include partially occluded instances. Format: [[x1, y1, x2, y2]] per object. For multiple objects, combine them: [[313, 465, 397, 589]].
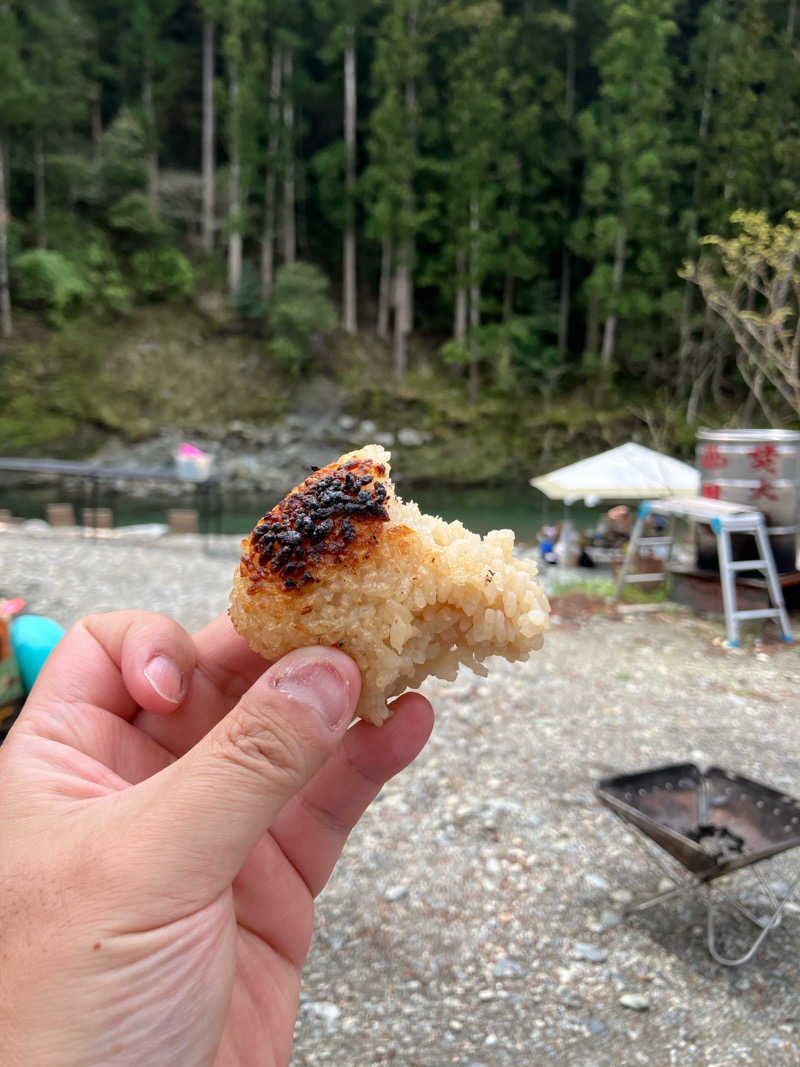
[[0, 300, 705, 486], [2, 0, 800, 478]]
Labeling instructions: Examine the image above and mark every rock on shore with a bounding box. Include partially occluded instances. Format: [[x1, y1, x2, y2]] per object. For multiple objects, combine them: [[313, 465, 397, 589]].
[[90, 417, 432, 499]]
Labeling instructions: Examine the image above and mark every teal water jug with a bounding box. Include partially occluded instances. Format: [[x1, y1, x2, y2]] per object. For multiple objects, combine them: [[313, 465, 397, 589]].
[[9, 615, 65, 692]]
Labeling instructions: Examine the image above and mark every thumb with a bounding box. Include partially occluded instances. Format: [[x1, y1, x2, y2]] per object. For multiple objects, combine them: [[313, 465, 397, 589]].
[[132, 646, 361, 897]]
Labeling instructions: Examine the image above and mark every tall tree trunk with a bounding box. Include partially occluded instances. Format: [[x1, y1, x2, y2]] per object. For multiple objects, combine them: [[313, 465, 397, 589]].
[[558, 245, 571, 356], [584, 292, 600, 359], [282, 48, 296, 265], [686, 364, 712, 425], [0, 138, 12, 338], [261, 45, 282, 302], [402, 195, 415, 335], [600, 221, 627, 371], [468, 198, 480, 404], [402, 8, 417, 332], [741, 378, 759, 425], [686, 306, 715, 424], [227, 60, 242, 297], [201, 13, 215, 254], [789, 0, 797, 41], [678, 283, 695, 396], [502, 269, 514, 322], [33, 133, 47, 249], [143, 62, 159, 218], [712, 336, 727, 407], [565, 0, 576, 119], [393, 243, 410, 378], [454, 247, 467, 342], [343, 26, 357, 333], [739, 365, 776, 426], [297, 158, 310, 256], [377, 237, 392, 340]]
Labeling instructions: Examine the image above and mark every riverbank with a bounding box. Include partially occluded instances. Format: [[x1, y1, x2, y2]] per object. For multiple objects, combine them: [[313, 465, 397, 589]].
[[3, 528, 800, 1065], [0, 305, 703, 491]]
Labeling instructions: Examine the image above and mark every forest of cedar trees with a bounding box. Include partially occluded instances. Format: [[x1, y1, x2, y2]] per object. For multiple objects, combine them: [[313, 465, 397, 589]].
[[2, 0, 800, 463]]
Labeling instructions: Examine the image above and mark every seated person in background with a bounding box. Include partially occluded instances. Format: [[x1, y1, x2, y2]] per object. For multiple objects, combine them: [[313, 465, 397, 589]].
[[553, 519, 580, 566], [604, 505, 631, 544], [577, 530, 596, 568], [538, 523, 559, 564]]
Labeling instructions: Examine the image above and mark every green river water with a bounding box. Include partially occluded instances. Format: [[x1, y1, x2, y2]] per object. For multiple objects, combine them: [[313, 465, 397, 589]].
[[0, 484, 606, 544]]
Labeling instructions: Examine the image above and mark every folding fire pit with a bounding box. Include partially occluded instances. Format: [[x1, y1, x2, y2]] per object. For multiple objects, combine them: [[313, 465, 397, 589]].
[[595, 763, 800, 966]]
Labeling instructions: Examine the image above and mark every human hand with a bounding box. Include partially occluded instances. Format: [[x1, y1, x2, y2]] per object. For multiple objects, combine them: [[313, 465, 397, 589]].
[[0, 610, 433, 1066]]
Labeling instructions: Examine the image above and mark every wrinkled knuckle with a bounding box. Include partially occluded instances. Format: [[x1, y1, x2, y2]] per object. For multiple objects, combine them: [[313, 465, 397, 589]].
[[220, 700, 308, 787]]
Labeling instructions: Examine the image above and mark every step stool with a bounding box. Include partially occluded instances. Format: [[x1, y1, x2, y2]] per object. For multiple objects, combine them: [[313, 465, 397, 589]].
[[614, 499, 792, 648]]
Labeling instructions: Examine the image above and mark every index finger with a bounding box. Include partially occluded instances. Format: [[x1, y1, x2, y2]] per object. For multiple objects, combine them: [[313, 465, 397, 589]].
[[132, 613, 272, 755], [23, 611, 198, 724]]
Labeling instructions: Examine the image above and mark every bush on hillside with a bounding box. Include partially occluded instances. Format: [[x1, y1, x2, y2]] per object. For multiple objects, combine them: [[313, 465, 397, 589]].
[[85, 240, 133, 316], [232, 259, 266, 320], [13, 249, 89, 324], [96, 110, 147, 201], [108, 191, 165, 240], [132, 247, 194, 301], [267, 262, 337, 375]]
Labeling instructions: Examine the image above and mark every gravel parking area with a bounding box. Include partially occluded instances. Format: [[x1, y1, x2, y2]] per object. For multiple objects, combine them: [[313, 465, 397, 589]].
[[2, 528, 800, 1066]]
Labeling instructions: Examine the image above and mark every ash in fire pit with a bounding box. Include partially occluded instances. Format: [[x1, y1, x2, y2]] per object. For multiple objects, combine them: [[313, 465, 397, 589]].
[[596, 762, 800, 879], [595, 763, 800, 965], [684, 824, 746, 862]]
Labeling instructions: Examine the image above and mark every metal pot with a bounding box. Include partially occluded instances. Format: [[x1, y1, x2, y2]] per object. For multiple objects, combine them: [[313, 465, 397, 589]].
[[696, 429, 800, 573]]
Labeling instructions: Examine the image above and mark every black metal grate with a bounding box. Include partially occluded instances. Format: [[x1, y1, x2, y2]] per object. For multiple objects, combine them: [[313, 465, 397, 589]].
[[596, 763, 800, 882]]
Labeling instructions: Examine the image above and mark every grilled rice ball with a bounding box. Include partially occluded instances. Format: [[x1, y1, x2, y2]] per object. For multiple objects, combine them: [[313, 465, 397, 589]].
[[230, 445, 550, 725]]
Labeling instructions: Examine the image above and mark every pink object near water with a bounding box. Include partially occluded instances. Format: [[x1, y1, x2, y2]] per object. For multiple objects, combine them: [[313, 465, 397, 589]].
[[178, 443, 205, 459], [175, 443, 212, 481]]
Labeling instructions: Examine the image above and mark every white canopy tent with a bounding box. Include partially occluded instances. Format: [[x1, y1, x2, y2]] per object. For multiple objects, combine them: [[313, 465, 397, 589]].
[[530, 442, 700, 504]]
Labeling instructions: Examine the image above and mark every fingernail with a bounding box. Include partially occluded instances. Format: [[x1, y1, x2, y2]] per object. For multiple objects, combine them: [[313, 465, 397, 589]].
[[144, 655, 184, 704], [275, 662, 350, 730]]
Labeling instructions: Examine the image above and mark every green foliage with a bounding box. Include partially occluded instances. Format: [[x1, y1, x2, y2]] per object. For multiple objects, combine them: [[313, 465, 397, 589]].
[[492, 317, 563, 390], [0, 326, 104, 453], [85, 240, 133, 316], [548, 574, 667, 604], [95, 111, 148, 202], [687, 209, 800, 417], [131, 247, 195, 301], [442, 313, 564, 395], [232, 259, 266, 320], [0, 304, 292, 452], [267, 262, 337, 375], [0, 6, 33, 129], [24, 0, 89, 134], [13, 250, 89, 323], [4, 0, 800, 439], [108, 192, 164, 239], [440, 339, 470, 368], [312, 142, 348, 230], [364, 0, 432, 247], [548, 575, 616, 598], [13, 231, 131, 320], [577, 0, 679, 364]]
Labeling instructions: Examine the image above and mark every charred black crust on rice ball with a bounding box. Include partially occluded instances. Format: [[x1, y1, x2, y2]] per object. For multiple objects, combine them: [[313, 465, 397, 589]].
[[243, 457, 390, 591]]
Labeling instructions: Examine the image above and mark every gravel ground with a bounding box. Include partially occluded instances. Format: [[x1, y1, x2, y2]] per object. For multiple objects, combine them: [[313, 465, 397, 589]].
[[2, 527, 800, 1066]]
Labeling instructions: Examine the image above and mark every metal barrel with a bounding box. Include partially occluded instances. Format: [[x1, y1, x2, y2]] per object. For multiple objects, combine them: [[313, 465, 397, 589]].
[[696, 429, 800, 574]]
